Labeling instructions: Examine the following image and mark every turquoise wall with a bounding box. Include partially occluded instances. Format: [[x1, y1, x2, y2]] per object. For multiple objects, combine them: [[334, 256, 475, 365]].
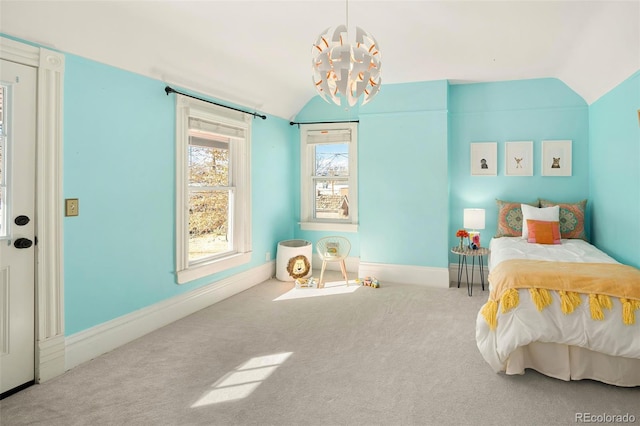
[[8, 32, 638, 337], [58, 58, 636, 335], [63, 54, 294, 335], [296, 79, 594, 270], [589, 71, 640, 268], [448, 79, 589, 263], [359, 82, 449, 267], [294, 81, 450, 268]]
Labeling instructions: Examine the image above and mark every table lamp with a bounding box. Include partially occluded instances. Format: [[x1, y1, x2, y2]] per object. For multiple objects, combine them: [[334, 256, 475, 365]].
[[464, 208, 485, 249]]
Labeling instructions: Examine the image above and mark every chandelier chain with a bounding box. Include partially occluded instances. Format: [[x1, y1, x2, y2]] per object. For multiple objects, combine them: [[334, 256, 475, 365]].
[[346, 0, 349, 33]]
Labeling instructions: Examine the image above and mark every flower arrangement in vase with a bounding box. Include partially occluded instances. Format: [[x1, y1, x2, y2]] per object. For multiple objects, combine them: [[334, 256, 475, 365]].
[[456, 229, 469, 250]]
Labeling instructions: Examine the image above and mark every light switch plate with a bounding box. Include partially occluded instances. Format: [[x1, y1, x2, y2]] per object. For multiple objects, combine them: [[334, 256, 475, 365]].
[[65, 198, 79, 217]]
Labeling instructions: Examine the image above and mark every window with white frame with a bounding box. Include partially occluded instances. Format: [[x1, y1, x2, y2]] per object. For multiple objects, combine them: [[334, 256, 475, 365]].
[[300, 123, 358, 232], [175, 95, 251, 284]]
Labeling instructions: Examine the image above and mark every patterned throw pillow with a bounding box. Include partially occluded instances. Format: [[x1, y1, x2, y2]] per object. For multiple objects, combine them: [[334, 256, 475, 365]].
[[539, 199, 587, 240], [495, 199, 538, 237], [526, 220, 561, 245]]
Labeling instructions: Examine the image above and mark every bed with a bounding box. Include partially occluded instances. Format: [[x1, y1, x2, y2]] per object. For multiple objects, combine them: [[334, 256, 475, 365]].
[[475, 202, 640, 387]]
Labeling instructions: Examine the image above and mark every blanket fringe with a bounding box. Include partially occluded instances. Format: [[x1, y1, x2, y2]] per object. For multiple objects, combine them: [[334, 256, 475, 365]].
[[598, 294, 612, 310], [589, 294, 604, 320], [483, 291, 639, 329], [620, 298, 640, 325], [559, 290, 581, 314], [500, 288, 519, 313], [480, 300, 498, 331], [529, 288, 552, 311]]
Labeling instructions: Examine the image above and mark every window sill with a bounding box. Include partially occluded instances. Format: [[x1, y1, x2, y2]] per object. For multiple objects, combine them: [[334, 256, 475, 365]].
[[299, 222, 358, 232], [177, 251, 252, 284]]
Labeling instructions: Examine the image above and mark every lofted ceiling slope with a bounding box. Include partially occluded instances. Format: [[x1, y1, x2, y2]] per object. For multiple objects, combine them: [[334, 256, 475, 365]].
[[1, 1, 638, 120]]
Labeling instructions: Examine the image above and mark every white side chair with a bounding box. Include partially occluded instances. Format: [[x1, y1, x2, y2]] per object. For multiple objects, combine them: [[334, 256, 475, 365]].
[[316, 236, 351, 287]]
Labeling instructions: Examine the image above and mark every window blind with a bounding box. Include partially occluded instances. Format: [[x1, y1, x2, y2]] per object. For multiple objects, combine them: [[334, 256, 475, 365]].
[[189, 117, 245, 138], [306, 129, 351, 144], [189, 136, 228, 150]]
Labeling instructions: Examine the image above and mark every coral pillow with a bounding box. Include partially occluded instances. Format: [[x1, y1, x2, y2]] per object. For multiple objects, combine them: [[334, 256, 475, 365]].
[[527, 220, 561, 245]]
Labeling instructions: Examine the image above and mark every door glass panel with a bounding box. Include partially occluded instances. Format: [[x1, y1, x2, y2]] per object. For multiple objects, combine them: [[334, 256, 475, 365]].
[[0, 85, 8, 239]]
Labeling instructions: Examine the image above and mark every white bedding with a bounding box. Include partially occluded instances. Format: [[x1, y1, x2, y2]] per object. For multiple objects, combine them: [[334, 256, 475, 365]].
[[476, 237, 640, 386], [487, 237, 618, 271]]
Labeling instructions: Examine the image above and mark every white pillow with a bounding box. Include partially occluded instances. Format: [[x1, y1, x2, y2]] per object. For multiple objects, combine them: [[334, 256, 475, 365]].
[[521, 204, 560, 239]]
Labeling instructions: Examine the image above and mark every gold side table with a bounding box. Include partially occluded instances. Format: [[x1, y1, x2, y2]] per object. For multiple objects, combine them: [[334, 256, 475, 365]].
[[451, 246, 490, 296]]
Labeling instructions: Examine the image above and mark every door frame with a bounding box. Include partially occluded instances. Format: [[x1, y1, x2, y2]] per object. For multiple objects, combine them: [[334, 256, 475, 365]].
[[1, 37, 65, 382]]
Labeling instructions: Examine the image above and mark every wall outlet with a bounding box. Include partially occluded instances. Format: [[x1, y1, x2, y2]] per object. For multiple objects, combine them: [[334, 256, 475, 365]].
[[265, 251, 271, 261]]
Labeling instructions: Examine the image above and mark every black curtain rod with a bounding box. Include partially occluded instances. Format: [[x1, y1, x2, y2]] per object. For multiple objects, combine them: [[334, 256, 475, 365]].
[[289, 120, 359, 127], [164, 86, 267, 120]]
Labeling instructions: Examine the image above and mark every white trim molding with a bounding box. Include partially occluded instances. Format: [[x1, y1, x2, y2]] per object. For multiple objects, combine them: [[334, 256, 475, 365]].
[[299, 222, 358, 233], [358, 262, 449, 288], [311, 254, 359, 274], [1, 37, 66, 383], [36, 336, 65, 382], [66, 261, 275, 371]]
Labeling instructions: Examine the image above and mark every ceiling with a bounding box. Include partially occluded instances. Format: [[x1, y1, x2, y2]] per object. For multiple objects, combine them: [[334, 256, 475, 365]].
[[1, 1, 638, 120]]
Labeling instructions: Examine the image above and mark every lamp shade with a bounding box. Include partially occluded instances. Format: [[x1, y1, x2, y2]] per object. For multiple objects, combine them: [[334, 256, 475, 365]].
[[312, 25, 382, 107], [464, 208, 485, 230]]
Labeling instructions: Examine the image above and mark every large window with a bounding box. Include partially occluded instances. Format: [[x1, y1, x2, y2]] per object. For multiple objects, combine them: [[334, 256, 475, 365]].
[[175, 95, 251, 284], [300, 123, 358, 232]]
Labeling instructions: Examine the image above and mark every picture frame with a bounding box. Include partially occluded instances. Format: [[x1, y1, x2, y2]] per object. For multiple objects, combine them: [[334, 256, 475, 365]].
[[541, 140, 572, 176], [505, 141, 533, 176], [470, 142, 497, 176]]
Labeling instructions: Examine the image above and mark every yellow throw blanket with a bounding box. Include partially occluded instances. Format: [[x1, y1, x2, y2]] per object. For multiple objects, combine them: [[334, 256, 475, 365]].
[[481, 259, 640, 330]]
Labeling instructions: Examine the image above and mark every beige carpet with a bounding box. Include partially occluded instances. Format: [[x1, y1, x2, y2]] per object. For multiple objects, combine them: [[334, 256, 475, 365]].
[[1, 271, 638, 425]]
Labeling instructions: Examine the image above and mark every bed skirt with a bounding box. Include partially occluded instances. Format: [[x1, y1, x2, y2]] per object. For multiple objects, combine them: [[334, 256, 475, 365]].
[[505, 342, 640, 387]]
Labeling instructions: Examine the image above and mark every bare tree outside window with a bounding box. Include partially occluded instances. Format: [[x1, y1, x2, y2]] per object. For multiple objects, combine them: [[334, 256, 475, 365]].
[[188, 138, 232, 262]]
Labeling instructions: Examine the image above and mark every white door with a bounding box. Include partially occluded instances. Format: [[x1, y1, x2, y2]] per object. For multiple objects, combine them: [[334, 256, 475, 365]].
[[0, 59, 37, 395]]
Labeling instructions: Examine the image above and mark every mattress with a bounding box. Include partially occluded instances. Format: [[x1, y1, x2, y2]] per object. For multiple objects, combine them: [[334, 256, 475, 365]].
[[477, 237, 640, 386]]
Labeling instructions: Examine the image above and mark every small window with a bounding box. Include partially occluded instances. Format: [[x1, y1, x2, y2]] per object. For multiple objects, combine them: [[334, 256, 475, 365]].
[[300, 123, 358, 232], [175, 96, 251, 284]]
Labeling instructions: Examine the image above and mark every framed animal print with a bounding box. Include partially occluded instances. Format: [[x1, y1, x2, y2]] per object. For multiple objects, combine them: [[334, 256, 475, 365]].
[[470, 142, 497, 176], [505, 141, 533, 176], [541, 140, 572, 176]]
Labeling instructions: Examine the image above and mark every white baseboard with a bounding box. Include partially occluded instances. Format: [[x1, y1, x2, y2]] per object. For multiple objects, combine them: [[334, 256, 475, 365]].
[[358, 262, 449, 288], [311, 254, 359, 273], [36, 335, 66, 383], [448, 262, 489, 288], [65, 261, 275, 371]]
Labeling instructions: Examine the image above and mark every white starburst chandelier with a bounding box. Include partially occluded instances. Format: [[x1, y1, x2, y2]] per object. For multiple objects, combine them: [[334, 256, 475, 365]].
[[311, 3, 382, 107]]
